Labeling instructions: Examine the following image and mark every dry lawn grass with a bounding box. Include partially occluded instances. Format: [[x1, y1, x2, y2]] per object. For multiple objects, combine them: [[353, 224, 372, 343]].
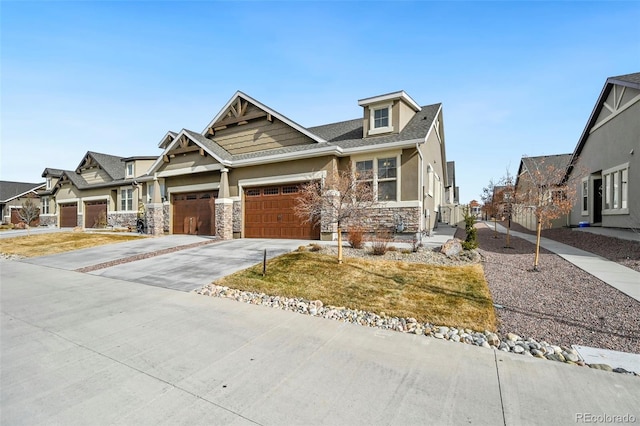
[[216, 251, 497, 331], [0, 232, 144, 257]]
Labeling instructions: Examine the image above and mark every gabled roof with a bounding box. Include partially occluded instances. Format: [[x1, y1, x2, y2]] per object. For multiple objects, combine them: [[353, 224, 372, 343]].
[[358, 90, 422, 112], [202, 91, 327, 144], [0, 181, 45, 203], [75, 151, 125, 180], [516, 154, 572, 188], [567, 72, 640, 177], [41, 168, 64, 178]]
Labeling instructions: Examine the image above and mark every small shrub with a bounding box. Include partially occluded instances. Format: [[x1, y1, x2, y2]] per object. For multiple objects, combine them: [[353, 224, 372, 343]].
[[370, 230, 391, 255], [309, 243, 322, 252], [347, 226, 365, 249], [401, 249, 412, 254], [297, 245, 307, 252], [411, 238, 422, 253], [462, 208, 478, 250], [387, 245, 397, 252], [96, 211, 108, 228]]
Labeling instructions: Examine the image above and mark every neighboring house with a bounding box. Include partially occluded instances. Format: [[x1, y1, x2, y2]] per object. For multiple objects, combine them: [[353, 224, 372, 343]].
[[468, 199, 482, 219], [441, 161, 461, 225], [142, 90, 450, 240], [0, 181, 45, 225], [565, 72, 640, 230], [40, 153, 156, 228], [513, 154, 572, 231]]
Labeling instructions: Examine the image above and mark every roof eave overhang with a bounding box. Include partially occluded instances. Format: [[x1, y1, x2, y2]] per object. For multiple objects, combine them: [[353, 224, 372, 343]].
[[358, 91, 422, 112]]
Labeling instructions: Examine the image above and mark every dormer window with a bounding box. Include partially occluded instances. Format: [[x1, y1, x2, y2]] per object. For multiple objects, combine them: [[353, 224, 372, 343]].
[[368, 103, 393, 136], [126, 162, 134, 178], [46, 177, 52, 190]]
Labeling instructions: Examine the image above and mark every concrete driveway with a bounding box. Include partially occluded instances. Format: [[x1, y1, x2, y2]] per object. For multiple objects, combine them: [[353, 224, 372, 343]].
[[22, 236, 310, 291], [2, 260, 639, 425]]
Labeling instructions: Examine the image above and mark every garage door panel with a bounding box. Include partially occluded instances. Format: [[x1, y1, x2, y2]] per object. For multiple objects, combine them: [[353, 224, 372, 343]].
[[85, 200, 107, 228], [244, 184, 319, 240], [60, 203, 78, 228], [172, 191, 217, 236]]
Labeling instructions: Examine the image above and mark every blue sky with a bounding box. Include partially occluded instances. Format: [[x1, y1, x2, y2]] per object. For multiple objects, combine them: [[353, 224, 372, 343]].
[[1, 1, 639, 203]]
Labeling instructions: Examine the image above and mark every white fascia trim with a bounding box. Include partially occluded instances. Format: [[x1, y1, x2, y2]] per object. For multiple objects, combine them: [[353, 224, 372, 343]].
[[4, 186, 45, 203], [201, 91, 327, 144], [57, 198, 80, 205], [231, 145, 341, 167], [157, 163, 224, 178], [358, 91, 421, 112], [111, 210, 138, 214], [340, 139, 423, 155], [589, 93, 640, 134], [238, 170, 327, 191], [167, 182, 220, 196], [147, 129, 229, 175], [158, 130, 178, 148]]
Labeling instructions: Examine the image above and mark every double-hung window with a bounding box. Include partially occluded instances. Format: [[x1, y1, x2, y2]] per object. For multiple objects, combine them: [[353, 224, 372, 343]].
[[126, 162, 134, 178], [41, 196, 50, 215], [355, 156, 398, 202], [581, 179, 588, 214], [121, 188, 133, 211], [602, 163, 629, 214], [368, 103, 393, 135]]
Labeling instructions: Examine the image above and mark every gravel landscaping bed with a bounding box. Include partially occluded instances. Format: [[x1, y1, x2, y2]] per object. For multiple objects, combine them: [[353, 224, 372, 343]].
[[473, 223, 640, 355]]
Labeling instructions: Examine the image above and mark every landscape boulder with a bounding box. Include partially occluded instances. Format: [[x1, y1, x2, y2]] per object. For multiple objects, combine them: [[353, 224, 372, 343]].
[[440, 238, 463, 257]]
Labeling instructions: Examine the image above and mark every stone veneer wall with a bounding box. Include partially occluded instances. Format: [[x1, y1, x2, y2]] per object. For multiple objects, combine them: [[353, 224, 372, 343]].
[[232, 200, 242, 234], [215, 201, 233, 240], [145, 204, 165, 236], [320, 206, 421, 240], [107, 212, 137, 228], [39, 215, 57, 227], [163, 202, 170, 233]]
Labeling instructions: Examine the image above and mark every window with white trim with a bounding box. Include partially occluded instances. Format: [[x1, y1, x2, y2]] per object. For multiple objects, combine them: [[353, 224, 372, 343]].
[[368, 103, 394, 135], [126, 162, 134, 178], [355, 157, 397, 201], [41, 196, 50, 214], [602, 164, 629, 214], [46, 177, 52, 190], [121, 188, 133, 211]]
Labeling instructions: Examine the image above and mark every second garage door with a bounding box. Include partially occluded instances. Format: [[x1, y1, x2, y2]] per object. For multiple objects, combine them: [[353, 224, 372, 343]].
[[85, 200, 107, 228], [60, 203, 78, 228], [244, 184, 320, 239], [173, 191, 216, 235]]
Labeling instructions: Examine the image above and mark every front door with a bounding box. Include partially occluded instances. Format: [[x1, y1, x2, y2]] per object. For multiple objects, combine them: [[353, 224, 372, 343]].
[[593, 178, 602, 223]]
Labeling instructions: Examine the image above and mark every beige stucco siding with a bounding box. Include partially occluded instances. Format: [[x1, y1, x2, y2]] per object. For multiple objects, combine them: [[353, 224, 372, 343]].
[[133, 159, 156, 177], [213, 118, 316, 155], [229, 156, 334, 196], [159, 151, 216, 172], [401, 148, 419, 201], [164, 172, 220, 191], [398, 100, 416, 133], [80, 168, 111, 185]]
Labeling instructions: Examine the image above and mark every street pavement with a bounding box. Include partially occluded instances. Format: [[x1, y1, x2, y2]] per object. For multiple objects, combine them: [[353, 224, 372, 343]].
[[1, 259, 638, 425]]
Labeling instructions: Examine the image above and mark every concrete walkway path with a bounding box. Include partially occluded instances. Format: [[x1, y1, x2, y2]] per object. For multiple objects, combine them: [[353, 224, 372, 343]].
[[488, 222, 640, 302], [2, 260, 638, 425]]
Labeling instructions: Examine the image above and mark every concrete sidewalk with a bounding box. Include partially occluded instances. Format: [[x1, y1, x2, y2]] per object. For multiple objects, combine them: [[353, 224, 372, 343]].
[[488, 222, 640, 302], [2, 260, 638, 425]]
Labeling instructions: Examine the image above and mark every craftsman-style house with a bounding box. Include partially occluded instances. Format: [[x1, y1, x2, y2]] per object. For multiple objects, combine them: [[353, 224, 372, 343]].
[[38, 90, 453, 240]]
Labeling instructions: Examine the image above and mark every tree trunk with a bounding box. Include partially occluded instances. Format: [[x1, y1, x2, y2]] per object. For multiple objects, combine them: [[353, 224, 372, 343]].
[[337, 225, 343, 264], [505, 219, 511, 248], [493, 216, 498, 238], [533, 218, 542, 271]]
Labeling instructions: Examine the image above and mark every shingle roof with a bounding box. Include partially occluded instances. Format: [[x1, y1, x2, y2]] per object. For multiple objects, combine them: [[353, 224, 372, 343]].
[[85, 151, 126, 180], [609, 72, 640, 87], [0, 181, 45, 203], [517, 154, 572, 187], [41, 168, 64, 178], [182, 129, 233, 162]]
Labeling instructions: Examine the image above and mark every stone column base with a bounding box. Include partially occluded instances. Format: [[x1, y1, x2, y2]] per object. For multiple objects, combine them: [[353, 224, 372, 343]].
[[145, 203, 165, 236], [215, 198, 233, 240]]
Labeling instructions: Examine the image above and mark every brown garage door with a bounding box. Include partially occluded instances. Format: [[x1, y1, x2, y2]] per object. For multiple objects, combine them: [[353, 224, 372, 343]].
[[10, 207, 40, 226], [173, 191, 216, 235], [60, 203, 78, 228], [85, 200, 107, 228], [244, 184, 320, 239]]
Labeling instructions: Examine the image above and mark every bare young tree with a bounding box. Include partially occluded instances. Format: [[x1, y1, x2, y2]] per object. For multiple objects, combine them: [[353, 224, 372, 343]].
[[17, 196, 40, 235], [497, 168, 516, 248], [516, 156, 580, 271], [295, 165, 376, 263]]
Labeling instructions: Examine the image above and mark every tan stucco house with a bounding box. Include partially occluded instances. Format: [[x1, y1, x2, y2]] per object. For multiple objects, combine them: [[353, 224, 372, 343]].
[[566, 72, 640, 229], [38, 90, 452, 240], [0, 181, 45, 225]]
